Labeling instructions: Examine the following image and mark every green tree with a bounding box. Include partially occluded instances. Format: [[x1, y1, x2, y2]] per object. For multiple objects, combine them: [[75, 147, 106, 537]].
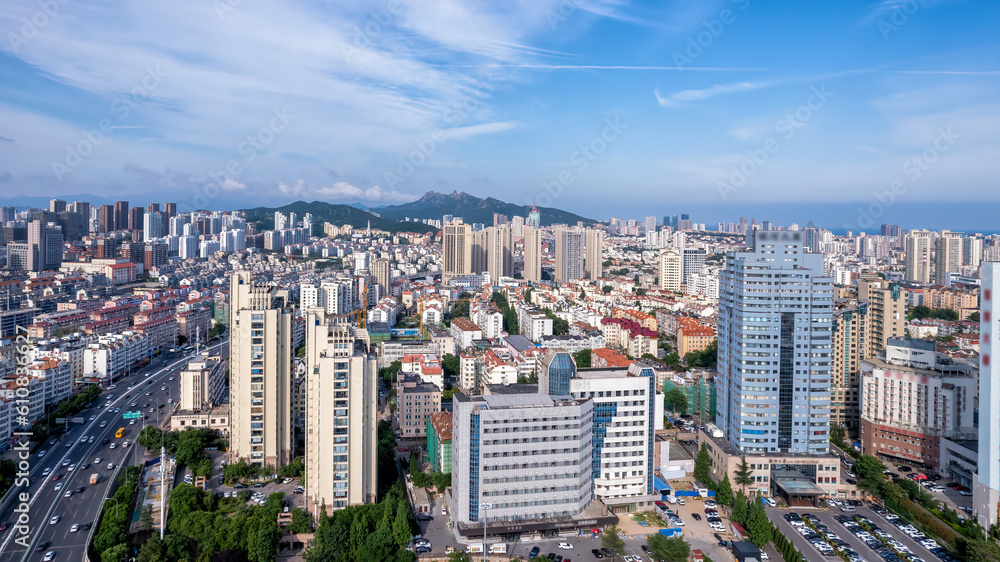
[[573, 349, 592, 368], [732, 491, 749, 525], [602, 286, 612, 294], [716, 474, 734, 507], [100, 544, 129, 562], [392, 503, 411, 547], [646, 533, 690, 562], [447, 552, 472, 562], [441, 354, 460, 378], [254, 518, 281, 562], [745, 498, 773, 547], [694, 442, 711, 485], [855, 455, 886, 492], [968, 311, 981, 322], [602, 526, 626, 561], [287, 508, 313, 533], [663, 388, 687, 413], [734, 456, 754, 495], [140, 504, 154, 528]]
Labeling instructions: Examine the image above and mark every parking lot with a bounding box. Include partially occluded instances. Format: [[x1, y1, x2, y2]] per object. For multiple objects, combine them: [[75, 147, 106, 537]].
[[767, 503, 953, 562]]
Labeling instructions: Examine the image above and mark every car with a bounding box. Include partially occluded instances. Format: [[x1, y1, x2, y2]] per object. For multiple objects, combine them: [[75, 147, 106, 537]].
[[130, 420, 136, 425], [224, 491, 232, 498], [109, 443, 117, 449], [52, 474, 60, 481], [591, 549, 604, 558], [75, 486, 85, 493], [102, 438, 110, 444], [282, 478, 294, 484], [0, 521, 7, 532], [169, 376, 175, 381], [529, 546, 541, 559], [558, 543, 573, 550], [70, 523, 80, 533], [146, 392, 152, 396], [55, 483, 63, 491], [416, 514, 432, 521], [100, 421, 108, 427], [88, 436, 95, 443], [89, 415, 96, 421], [414, 545, 432, 554], [601, 548, 613, 557], [37, 542, 49, 551], [123, 441, 130, 447], [64, 442, 71, 448], [960, 490, 973, 496], [846, 478, 857, 484], [107, 463, 114, 470], [692, 513, 701, 520], [64, 490, 73, 498], [95, 457, 102, 464], [42, 467, 51, 476], [50, 515, 60, 525], [898, 466, 912, 472], [44, 552, 56, 561], [398, 447, 409, 453]]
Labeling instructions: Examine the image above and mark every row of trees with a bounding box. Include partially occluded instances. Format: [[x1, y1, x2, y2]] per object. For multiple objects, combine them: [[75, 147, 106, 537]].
[[408, 451, 450, 492], [908, 305, 960, 322], [491, 291, 520, 335], [34, 384, 103, 441], [306, 483, 418, 562], [93, 465, 142, 561], [137, 427, 219, 477]]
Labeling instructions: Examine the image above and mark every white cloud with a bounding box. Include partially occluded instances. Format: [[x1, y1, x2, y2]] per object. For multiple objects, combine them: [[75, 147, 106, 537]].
[[655, 81, 770, 107], [279, 180, 414, 203], [442, 121, 518, 140]]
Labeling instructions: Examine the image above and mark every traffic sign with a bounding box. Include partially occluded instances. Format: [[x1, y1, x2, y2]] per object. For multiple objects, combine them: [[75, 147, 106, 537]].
[[123, 411, 142, 419]]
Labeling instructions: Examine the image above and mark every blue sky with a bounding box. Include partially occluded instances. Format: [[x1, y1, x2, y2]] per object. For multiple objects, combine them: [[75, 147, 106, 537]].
[[1, 0, 998, 224]]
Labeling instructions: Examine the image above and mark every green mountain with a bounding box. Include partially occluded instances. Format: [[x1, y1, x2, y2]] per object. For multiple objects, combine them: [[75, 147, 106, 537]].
[[376, 191, 595, 226], [242, 201, 438, 234]]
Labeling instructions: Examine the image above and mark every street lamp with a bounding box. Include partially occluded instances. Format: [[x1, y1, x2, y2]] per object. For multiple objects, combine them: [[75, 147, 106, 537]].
[[105, 497, 120, 518], [481, 502, 493, 562]]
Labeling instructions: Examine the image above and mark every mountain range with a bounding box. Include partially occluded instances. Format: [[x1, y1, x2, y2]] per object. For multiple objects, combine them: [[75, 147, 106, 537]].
[[241, 201, 438, 234], [375, 190, 595, 226]]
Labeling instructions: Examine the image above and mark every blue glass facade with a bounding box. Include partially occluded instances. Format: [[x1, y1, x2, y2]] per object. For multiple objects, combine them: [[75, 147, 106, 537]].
[[591, 401, 617, 480], [468, 411, 481, 522], [546, 352, 575, 396]]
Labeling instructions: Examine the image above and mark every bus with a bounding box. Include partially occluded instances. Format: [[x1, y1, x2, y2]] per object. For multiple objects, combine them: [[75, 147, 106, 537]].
[[115, 427, 125, 439]]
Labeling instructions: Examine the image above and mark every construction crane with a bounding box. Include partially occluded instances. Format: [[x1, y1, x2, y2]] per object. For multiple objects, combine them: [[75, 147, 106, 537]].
[[356, 281, 369, 329]]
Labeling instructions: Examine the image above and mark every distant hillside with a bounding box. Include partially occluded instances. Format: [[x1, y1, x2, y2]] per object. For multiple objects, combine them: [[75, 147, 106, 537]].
[[242, 201, 438, 234], [376, 191, 595, 226]]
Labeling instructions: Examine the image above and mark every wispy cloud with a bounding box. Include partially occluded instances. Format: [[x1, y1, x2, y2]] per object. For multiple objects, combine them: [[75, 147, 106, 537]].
[[0, 136, 13, 142], [443, 121, 518, 140], [469, 64, 769, 71], [655, 81, 771, 107], [278, 180, 415, 203]]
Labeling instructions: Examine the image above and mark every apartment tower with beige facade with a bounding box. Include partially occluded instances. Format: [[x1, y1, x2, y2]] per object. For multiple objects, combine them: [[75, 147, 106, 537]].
[[303, 310, 378, 515], [229, 271, 294, 468]]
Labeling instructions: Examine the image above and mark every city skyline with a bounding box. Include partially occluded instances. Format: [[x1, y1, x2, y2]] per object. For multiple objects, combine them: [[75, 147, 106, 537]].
[[1, 1, 998, 221]]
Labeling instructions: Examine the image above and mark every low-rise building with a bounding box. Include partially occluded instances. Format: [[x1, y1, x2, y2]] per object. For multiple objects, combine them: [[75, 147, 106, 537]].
[[396, 373, 441, 439], [426, 411, 453, 475]]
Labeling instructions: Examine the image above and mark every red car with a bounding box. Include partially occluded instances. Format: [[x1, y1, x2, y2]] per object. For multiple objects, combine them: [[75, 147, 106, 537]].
[[397, 447, 409, 453], [52, 474, 60, 481], [0, 521, 8, 531]]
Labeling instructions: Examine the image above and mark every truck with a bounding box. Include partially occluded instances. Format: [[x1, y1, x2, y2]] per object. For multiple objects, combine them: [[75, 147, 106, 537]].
[[489, 544, 507, 554], [659, 528, 683, 538], [90, 474, 99, 485], [465, 543, 484, 554]]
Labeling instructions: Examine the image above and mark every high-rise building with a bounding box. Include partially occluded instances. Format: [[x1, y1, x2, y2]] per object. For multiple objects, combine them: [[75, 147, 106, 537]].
[[470, 229, 488, 276], [643, 216, 657, 233], [658, 248, 682, 292], [26, 220, 63, 272], [128, 206, 144, 231], [858, 279, 907, 355], [963, 235, 983, 268], [229, 272, 294, 468], [975, 261, 1000, 528], [716, 230, 833, 454], [303, 312, 378, 515], [584, 229, 604, 281], [451, 392, 595, 528], [56, 211, 84, 241], [49, 199, 66, 213], [554, 227, 584, 283], [144, 243, 168, 271], [72, 201, 91, 234], [934, 230, 963, 285], [527, 206, 541, 228], [442, 220, 472, 282], [372, 258, 392, 297], [164, 202, 177, 218], [682, 248, 707, 283], [146, 203, 160, 214], [143, 211, 162, 241], [904, 229, 932, 284], [485, 225, 513, 283], [98, 204, 115, 233], [831, 300, 870, 433], [523, 226, 542, 282]]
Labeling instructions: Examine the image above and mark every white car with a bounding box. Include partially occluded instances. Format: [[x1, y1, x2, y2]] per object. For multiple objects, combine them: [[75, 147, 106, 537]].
[[42, 468, 51, 476], [68, 464, 75, 471], [38, 450, 46, 457], [54, 483, 63, 491], [62, 459, 70, 467], [64, 490, 73, 498], [676, 497, 685, 505], [100, 421, 108, 428], [224, 491, 232, 498], [109, 443, 117, 449], [70, 524, 80, 533], [50, 515, 60, 525], [130, 420, 136, 425], [557, 543, 573, 550]]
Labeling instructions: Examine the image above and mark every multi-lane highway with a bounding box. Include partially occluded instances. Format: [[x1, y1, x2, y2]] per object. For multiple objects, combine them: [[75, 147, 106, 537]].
[[0, 339, 228, 562]]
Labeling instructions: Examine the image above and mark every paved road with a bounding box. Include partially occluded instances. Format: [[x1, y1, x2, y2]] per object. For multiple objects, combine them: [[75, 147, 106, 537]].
[[0, 340, 227, 562]]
